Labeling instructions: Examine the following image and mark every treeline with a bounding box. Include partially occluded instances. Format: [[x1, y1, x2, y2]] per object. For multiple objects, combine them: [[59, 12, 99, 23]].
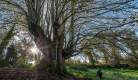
[[66, 30, 138, 68]]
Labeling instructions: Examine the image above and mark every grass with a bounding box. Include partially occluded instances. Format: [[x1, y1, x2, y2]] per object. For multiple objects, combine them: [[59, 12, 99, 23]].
[[67, 65, 138, 80]]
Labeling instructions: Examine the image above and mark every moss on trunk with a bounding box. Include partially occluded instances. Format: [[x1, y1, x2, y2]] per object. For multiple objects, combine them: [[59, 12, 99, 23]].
[[36, 57, 67, 75]]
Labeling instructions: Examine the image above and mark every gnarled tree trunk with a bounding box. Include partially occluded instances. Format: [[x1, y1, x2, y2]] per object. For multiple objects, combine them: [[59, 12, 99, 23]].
[[29, 23, 67, 74]]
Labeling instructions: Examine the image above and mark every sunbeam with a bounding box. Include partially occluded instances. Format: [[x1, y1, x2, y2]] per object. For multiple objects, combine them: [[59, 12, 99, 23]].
[[31, 48, 37, 52]]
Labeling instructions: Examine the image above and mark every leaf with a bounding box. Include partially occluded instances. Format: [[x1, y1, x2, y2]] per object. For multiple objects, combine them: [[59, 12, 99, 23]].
[[108, 27, 110, 30], [132, 24, 135, 26], [115, 9, 118, 11], [132, 17, 135, 20], [74, 10, 76, 13], [88, 0, 90, 2], [79, 5, 82, 10], [1, 26, 7, 29]]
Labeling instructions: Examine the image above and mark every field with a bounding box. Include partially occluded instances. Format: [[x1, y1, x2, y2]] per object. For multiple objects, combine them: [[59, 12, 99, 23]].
[[67, 65, 138, 80]]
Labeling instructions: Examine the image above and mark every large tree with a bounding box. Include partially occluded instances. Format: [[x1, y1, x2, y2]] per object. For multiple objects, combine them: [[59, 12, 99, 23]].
[[1, 0, 138, 74]]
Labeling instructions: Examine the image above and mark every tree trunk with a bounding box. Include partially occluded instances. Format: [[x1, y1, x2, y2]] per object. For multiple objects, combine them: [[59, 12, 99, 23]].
[[88, 55, 95, 66], [103, 53, 108, 66], [29, 24, 67, 75], [86, 52, 95, 66]]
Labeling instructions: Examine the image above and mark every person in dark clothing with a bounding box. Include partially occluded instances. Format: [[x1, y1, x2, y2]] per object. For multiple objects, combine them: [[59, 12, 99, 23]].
[[97, 68, 103, 80]]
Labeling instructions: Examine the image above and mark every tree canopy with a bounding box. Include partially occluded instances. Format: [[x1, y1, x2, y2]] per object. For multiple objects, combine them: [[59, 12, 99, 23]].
[[0, 0, 138, 74]]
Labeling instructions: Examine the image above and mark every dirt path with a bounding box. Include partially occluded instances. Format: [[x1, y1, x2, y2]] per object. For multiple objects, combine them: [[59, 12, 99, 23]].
[[0, 68, 36, 80], [0, 68, 92, 80]]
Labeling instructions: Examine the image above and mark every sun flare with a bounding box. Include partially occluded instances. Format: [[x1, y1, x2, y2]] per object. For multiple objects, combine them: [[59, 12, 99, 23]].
[[31, 48, 37, 52]]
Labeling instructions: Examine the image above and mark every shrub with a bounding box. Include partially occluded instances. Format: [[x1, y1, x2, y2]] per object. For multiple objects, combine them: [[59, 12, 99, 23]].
[[17, 62, 35, 68], [69, 65, 88, 72], [0, 55, 9, 67], [80, 64, 97, 68]]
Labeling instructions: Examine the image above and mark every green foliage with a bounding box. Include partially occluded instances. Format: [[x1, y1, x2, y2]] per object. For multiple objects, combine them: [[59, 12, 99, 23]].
[[79, 64, 97, 68], [0, 55, 9, 67], [3, 67, 8, 69], [0, 26, 16, 54], [18, 62, 35, 68], [67, 65, 138, 80], [69, 65, 88, 72], [132, 17, 135, 20], [132, 24, 135, 26], [65, 58, 74, 66]]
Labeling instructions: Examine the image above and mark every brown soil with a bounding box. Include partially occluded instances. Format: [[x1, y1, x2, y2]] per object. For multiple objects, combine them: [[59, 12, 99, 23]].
[[0, 68, 93, 80]]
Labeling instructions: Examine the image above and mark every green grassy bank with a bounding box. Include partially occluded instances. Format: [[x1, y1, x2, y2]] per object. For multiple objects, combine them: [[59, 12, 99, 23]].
[[67, 65, 138, 80]]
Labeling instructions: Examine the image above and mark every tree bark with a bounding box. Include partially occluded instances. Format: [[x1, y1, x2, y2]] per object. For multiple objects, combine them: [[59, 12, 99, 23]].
[[29, 23, 67, 74]]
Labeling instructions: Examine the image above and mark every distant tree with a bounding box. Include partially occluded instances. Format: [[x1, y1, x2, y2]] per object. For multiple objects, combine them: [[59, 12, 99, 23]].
[[84, 50, 96, 65], [5, 45, 18, 66], [119, 30, 138, 65], [0, 26, 16, 55]]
